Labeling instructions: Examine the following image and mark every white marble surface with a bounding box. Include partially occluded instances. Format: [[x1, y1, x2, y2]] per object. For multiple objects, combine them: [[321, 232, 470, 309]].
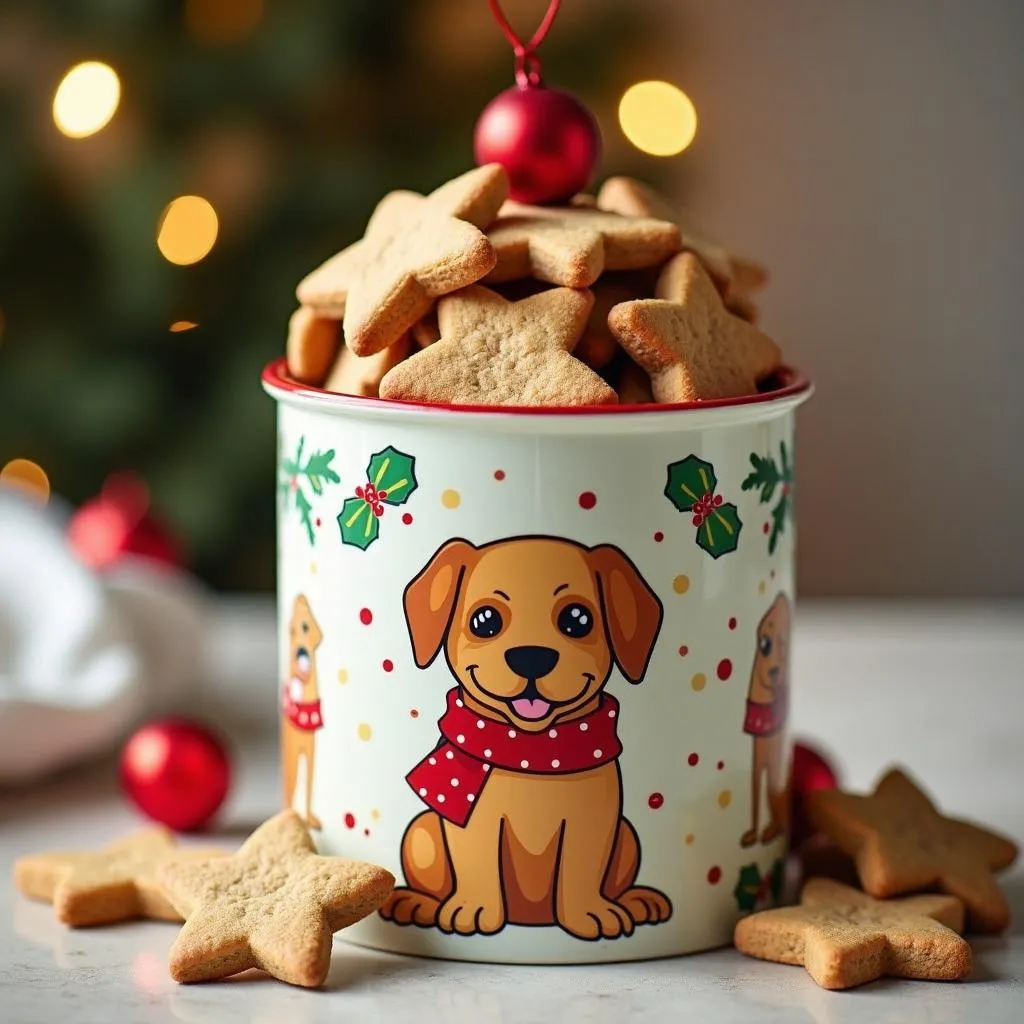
[[1, 599, 1022, 1023]]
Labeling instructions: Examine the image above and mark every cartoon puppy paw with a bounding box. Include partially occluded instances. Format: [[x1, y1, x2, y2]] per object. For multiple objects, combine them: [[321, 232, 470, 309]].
[[437, 889, 506, 935], [559, 898, 635, 940]]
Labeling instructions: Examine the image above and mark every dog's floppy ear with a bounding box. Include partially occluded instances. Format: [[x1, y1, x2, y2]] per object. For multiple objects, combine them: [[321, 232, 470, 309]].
[[589, 544, 663, 684], [403, 538, 478, 669]]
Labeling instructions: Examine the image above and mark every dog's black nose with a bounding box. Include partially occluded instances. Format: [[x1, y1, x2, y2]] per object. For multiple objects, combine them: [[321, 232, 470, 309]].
[[296, 646, 309, 661], [504, 645, 560, 680]]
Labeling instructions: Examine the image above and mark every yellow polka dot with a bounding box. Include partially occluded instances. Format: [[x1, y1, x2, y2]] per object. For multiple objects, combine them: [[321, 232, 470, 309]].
[[684, 833, 695, 845], [357, 722, 372, 741], [718, 789, 732, 809], [672, 574, 690, 594], [758, 579, 766, 595], [441, 488, 461, 509], [691, 672, 706, 691], [371, 808, 381, 821], [309, 562, 317, 575], [337, 668, 348, 685]]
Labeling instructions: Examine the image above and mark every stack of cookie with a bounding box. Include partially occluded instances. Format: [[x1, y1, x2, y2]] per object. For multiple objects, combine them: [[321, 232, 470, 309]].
[[285, 165, 780, 407], [735, 766, 1019, 990]]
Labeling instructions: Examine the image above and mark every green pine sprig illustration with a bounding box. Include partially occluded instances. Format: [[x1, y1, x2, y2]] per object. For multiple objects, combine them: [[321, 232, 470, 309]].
[[278, 436, 340, 545], [741, 441, 794, 555]]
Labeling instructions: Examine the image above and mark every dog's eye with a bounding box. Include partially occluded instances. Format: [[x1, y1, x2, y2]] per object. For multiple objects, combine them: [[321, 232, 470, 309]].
[[557, 603, 594, 638], [469, 605, 503, 639], [759, 635, 772, 656]]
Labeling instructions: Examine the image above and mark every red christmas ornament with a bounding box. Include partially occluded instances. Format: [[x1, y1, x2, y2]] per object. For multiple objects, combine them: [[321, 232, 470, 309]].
[[120, 719, 231, 831], [790, 740, 840, 847], [474, 0, 601, 205], [68, 473, 183, 571]]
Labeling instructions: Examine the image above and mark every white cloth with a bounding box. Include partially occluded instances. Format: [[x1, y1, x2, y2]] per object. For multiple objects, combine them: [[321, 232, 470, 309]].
[[0, 490, 206, 783]]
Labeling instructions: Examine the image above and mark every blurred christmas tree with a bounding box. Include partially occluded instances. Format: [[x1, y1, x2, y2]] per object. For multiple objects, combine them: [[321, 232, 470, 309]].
[[0, 0, 670, 589]]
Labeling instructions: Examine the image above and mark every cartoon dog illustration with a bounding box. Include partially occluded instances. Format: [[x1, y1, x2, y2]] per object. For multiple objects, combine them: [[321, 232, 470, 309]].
[[281, 594, 324, 830], [740, 593, 791, 847], [379, 535, 672, 940]]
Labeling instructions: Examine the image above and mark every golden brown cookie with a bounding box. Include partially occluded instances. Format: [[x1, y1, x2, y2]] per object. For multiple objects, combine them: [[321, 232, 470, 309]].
[[615, 356, 655, 405], [379, 285, 616, 408], [597, 176, 768, 301], [157, 810, 394, 988], [485, 199, 680, 289], [607, 253, 781, 403], [324, 334, 412, 398], [296, 165, 508, 356], [735, 877, 972, 990], [286, 307, 341, 386], [809, 767, 1019, 933], [13, 827, 223, 927]]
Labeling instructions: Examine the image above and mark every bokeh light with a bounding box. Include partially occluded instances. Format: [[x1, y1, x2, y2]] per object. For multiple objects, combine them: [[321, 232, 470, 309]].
[[52, 61, 121, 139], [618, 81, 697, 157], [169, 320, 199, 332], [0, 459, 51, 503], [157, 196, 219, 265], [186, 0, 264, 45]]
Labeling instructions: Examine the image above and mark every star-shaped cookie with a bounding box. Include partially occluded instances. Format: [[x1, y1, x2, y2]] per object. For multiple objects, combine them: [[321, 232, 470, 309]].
[[597, 176, 767, 301], [378, 285, 616, 407], [157, 810, 394, 987], [607, 253, 781, 403], [14, 827, 223, 927], [324, 334, 412, 398], [296, 164, 509, 356], [734, 877, 972, 990], [484, 200, 680, 289], [286, 306, 341, 386], [809, 767, 1019, 933]]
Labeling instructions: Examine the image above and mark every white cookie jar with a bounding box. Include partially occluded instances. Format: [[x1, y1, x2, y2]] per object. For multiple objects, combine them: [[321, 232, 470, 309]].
[[263, 359, 811, 964]]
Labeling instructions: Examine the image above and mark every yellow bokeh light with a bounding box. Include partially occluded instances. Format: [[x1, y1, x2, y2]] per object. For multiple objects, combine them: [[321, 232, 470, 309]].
[[618, 81, 697, 157], [186, 0, 264, 45], [53, 61, 121, 139], [157, 196, 219, 265], [169, 320, 199, 332], [1, 459, 51, 503]]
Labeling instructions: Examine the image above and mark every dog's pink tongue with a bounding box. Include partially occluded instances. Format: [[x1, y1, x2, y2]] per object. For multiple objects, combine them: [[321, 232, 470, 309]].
[[511, 697, 551, 720]]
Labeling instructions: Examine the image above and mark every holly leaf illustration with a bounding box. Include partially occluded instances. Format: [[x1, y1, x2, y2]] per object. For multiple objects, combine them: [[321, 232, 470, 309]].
[[780, 440, 792, 482], [741, 453, 782, 503], [302, 448, 340, 495], [696, 502, 743, 558], [664, 455, 718, 513], [338, 495, 380, 550], [366, 446, 417, 506], [295, 487, 315, 545], [733, 863, 762, 914]]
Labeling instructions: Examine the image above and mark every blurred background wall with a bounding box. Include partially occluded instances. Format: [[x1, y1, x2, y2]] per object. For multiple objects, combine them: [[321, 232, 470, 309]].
[[0, 0, 1021, 595]]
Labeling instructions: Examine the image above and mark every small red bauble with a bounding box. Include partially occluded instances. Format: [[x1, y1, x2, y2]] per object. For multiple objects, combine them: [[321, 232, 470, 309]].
[[120, 719, 231, 831], [68, 473, 182, 571], [474, 84, 602, 205], [790, 740, 840, 847]]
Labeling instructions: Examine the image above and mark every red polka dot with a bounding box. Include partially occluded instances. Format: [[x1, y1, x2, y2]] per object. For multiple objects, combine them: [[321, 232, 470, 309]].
[[717, 760, 725, 770], [315, 517, 321, 528], [578, 491, 597, 509], [359, 608, 373, 625], [763, 522, 770, 534], [717, 658, 733, 681], [344, 813, 356, 829], [653, 531, 664, 543], [687, 752, 699, 767], [382, 659, 394, 672], [401, 512, 413, 525], [678, 645, 689, 657], [494, 469, 506, 481], [363, 828, 371, 837], [409, 708, 419, 718], [707, 866, 722, 885], [648, 792, 664, 810], [728, 617, 737, 630]]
